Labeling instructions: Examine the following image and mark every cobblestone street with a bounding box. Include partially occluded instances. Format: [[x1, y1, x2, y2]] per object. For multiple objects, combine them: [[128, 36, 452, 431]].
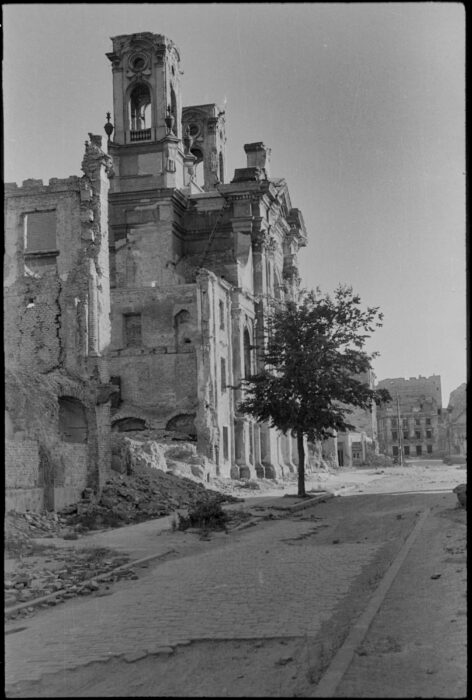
[[6, 484, 466, 697], [6, 515, 380, 685]]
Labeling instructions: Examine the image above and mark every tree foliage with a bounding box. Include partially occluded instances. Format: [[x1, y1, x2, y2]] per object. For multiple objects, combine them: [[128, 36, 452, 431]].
[[238, 286, 392, 496]]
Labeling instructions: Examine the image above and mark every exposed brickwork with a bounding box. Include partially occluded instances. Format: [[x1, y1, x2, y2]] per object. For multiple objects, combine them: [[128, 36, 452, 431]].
[[4, 139, 114, 512], [5, 440, 41, 489]]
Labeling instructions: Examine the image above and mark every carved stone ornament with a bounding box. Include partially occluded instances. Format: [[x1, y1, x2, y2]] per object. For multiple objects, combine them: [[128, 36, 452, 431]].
[[81, 135, 114, 179], [252, 230, 272, 252]]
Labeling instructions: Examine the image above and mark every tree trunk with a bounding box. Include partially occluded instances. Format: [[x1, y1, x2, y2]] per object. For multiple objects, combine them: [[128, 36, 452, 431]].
[[297, 432, 306, 497]]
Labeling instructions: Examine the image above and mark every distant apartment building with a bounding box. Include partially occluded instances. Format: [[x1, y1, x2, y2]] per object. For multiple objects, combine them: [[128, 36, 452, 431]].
[[376, 375, 445, 459]]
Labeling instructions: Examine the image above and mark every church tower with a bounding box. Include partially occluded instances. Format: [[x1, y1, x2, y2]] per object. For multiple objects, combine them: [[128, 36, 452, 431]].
[[106, 32, 185, 189]]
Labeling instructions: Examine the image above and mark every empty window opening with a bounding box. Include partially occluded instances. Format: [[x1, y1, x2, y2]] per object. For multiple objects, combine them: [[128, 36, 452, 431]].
[[59, 397, 87, 444], [170, 86, 178, 136], [404, 445, 410, 456], [110, 376, 122, 410], [166, 413, 197, 440], [392, 431, 398, 441], [219, 300, 225, 330], [219, 151, 225, 183], [222, 426, 229, 460], [24, 211, 58, 274], [124, 313, 142, 347], [112, 417, 146, 433], [416, 445, 422, 456], [243, 328, 252, 378], [174, 309, 193, 352], [221, 358, 227, 392], [392, 446, 399, 457], [190, 147, 204, 189], [24, 211, 57, 252], [129, 83, 151, 138], [427, 444, 433, 454]]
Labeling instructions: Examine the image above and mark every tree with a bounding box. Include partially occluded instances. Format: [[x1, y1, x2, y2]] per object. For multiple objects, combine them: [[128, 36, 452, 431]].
[[238, 286, 392, 497]]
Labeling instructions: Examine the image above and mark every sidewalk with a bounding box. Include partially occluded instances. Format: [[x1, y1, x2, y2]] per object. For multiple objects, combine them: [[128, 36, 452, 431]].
[[5, 495, 377, 688], [5, 491, 333, 619], [27, 491, 332, 561], [313, 498, 467, 698]]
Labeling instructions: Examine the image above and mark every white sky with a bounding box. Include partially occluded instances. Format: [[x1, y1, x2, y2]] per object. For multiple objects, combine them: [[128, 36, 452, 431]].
[[3, 3, 466, 404]]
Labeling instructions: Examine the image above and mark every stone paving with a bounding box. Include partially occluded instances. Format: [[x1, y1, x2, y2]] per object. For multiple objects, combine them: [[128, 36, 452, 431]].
[[333, 504, 467, 698], [5, 518, 379, 686]]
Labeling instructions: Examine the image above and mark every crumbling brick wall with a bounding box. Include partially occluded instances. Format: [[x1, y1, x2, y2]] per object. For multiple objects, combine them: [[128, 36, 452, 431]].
[[4, 137, 114, 511], [109, 284, 200, 428]]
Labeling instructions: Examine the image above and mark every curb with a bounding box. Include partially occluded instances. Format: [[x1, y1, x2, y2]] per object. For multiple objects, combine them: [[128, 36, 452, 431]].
[[5, 549, 176, 619], [284, 492, 334, 512], [310, 508, 431, 697], [231, 492, 333, 531]]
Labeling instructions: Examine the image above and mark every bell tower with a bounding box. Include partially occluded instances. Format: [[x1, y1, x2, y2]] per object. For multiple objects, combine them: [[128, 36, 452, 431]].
[[106, 32, 184, 189]]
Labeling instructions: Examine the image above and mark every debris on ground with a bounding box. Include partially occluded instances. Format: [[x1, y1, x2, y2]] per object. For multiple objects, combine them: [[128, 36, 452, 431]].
[[4, 464, 244, 620], [4, 511, 67, 555], [60, 465, 242, 532], [4, 545, 135, 621], [175, 500, 230, 533], [453, 483, 466, 508]]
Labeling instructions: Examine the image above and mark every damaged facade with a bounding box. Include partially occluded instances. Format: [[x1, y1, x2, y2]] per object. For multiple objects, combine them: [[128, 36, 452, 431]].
[[4, 141, 115, 511], [445, 383, 467, 457], [322, 370, 379, 467], [105, 32, 307, 480], [4, 31, 309, 510]]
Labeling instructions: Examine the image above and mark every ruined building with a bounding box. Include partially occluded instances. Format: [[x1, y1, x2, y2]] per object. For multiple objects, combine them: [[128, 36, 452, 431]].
[[106, 32, 307, 479], [376, 375, 445, 459], [4, 142, 115, 511], [322, 370, 379, 467], [4, 32, 308, 510], [445, 383, 467, 457]]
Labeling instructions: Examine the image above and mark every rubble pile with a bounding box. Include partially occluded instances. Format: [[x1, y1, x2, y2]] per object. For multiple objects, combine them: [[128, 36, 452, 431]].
[[5, 546, 136, 620], [111, 434, 211, 482], [5, 511, 66, 555], [61, 464, 241, 531]]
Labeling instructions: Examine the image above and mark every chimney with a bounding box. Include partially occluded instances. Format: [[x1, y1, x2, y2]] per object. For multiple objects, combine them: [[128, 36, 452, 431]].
[[244, 142, 271, 177]]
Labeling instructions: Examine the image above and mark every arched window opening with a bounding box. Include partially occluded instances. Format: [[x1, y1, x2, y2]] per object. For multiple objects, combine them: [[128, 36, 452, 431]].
[[112, 417, 146, 433], [190, 147, 204, 189], [174, 309, 193, 352], [166, 413, 197, 439], [219, 151, 225, 184], [244, 328, 252, 378], [129, 83, 151, 140], [59, 397, 87, 444]]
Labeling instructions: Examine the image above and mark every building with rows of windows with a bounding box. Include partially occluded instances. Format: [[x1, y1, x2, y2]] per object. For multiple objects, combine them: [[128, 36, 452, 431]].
[[375, 375, 446, 460]]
